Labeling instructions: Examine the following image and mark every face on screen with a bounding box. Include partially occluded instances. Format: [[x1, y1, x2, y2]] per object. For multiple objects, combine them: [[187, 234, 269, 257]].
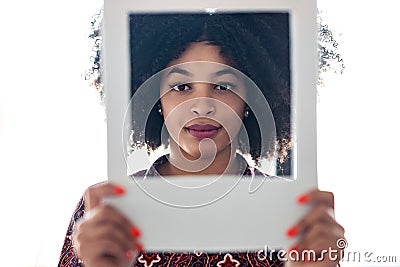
[[159, 42, 247, 165], [127, 12, 292, 177]]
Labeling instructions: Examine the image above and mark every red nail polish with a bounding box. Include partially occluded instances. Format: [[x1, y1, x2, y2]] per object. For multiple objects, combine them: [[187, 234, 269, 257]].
[[134, 242, 144, 252], [288, 245, 298, 252], [125, 250, 133, 259], [131, 226, 141, 238], [297, 194, 308, 204], [286, 226, 297, 237], [113, 185, 125, 195]]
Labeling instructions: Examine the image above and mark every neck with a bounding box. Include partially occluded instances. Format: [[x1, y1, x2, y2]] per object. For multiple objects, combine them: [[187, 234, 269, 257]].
[[160, 141, 240, 176]]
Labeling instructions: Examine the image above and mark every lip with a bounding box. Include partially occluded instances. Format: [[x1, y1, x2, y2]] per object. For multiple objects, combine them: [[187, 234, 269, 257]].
[[185, 124, 221, 139]]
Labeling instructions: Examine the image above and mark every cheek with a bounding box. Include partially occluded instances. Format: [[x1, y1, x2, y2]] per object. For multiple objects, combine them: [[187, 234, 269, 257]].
[[226, 97, 246, 118], [160, 96, 187, 139], [161, 95, 178, 118], [221, 88, 246, 117], [216, 99, 245, 139]]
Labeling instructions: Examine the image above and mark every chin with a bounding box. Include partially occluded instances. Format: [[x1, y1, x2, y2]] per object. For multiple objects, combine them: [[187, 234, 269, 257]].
[[180, 147, 215, 161]]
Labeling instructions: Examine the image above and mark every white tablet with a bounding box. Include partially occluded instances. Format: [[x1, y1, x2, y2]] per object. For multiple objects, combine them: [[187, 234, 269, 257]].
[[103, 0, 318, 251]]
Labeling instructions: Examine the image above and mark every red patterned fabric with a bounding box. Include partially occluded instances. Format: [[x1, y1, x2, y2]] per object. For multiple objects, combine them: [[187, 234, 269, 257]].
[[58, 155, 284, 267]]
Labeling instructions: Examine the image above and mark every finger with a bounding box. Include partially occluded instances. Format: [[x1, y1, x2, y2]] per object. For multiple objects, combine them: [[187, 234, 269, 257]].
[[297, 222, 344, 253], [85, 205, 133, 231], [288, 239, 341, 267], [84, 182, 126, 211], [74, 223, 142, 265], [80, 238, 131, 267], [297, 189, 334, 209], [304, 238, 341, 266], [77, 222, 135, 253], [287, 231, 343, 267], [79, 205, 140, 241], [125, 249, 140, 266], [288, 204, 342, 237], [74, 206, 142, 252]]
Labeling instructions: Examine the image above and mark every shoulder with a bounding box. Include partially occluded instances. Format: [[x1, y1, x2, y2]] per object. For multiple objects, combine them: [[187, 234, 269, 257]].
[[238, 154, 268, 177], [129, 170, 148, 178], [130, 155, 168, 178], [131, 169, 147, 177]]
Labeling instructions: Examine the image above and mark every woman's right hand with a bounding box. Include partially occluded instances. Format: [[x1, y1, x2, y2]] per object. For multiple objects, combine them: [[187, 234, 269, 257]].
[[72, 183, 142, 267]]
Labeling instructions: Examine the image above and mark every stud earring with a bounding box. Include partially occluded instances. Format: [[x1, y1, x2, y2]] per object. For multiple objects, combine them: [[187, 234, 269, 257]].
[[244, 109, 250, 118], [158, 108, 163, 115]]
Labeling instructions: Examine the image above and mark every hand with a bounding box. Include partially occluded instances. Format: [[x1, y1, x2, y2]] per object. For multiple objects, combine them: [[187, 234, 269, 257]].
[[285, 189, 345, 267], [72, 183, 143, 267]]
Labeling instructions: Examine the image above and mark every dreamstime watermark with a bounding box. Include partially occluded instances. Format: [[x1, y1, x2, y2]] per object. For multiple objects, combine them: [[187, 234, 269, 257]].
[[257, 238, 398, 264]]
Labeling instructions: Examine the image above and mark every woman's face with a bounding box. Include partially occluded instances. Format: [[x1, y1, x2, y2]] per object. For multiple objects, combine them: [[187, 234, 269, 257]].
[[160, 41, 246, 160]]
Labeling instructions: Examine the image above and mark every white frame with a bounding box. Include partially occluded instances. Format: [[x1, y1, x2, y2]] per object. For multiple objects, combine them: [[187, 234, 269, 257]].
[[104, 0, 318, 251]]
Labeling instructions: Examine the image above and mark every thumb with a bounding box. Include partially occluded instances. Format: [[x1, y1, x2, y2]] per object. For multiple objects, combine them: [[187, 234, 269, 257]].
[[84, 182, 125, 211]]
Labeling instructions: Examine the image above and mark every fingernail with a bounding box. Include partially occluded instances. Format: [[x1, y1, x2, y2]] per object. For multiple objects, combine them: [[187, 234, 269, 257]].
[[297, 194, 309, 204], [288, 245, 298, 252], [131, 226, 141, 238], [134, 242, 144, 252], [125, 250, 133, 259], [113, 185, 125, 195], [286, 226, 298, 237]]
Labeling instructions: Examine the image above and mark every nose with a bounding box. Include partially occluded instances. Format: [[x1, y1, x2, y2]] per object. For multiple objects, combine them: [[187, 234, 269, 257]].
[[190, 83, 216, 116]]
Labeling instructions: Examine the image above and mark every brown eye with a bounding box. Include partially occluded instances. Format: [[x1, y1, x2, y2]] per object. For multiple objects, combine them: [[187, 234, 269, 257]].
[[214, 83, 236, 91], [170, 83, 191, 91]]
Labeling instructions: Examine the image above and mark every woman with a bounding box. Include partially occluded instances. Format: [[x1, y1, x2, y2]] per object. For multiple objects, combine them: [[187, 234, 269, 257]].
[[59, 13, 345, 267]]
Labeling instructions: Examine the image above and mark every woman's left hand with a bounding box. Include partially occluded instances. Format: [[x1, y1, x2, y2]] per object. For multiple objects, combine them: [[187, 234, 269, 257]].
[[285, 189, 345, 267]]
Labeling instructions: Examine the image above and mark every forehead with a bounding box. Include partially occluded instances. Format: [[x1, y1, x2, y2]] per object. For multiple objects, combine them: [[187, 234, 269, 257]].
[[162, 62, 242, 81], [167, 41, 231, 66]]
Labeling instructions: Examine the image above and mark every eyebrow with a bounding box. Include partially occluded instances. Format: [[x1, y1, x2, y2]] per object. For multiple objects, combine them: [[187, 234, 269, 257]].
[[166, 67, 194, 77], [213, 68, 239, 78], [166, 66, 239, 78]]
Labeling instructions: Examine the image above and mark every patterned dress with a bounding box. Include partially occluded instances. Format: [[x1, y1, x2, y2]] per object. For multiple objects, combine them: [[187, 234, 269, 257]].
[[58, 155, 285, 267]]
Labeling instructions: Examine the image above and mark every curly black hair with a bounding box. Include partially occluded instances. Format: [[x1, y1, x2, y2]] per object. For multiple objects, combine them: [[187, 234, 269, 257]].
[[86, 10, 344, 167]]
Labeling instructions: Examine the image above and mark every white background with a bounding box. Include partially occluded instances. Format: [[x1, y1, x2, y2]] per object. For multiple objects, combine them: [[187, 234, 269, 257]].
[[0, 0, 399, 266]]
